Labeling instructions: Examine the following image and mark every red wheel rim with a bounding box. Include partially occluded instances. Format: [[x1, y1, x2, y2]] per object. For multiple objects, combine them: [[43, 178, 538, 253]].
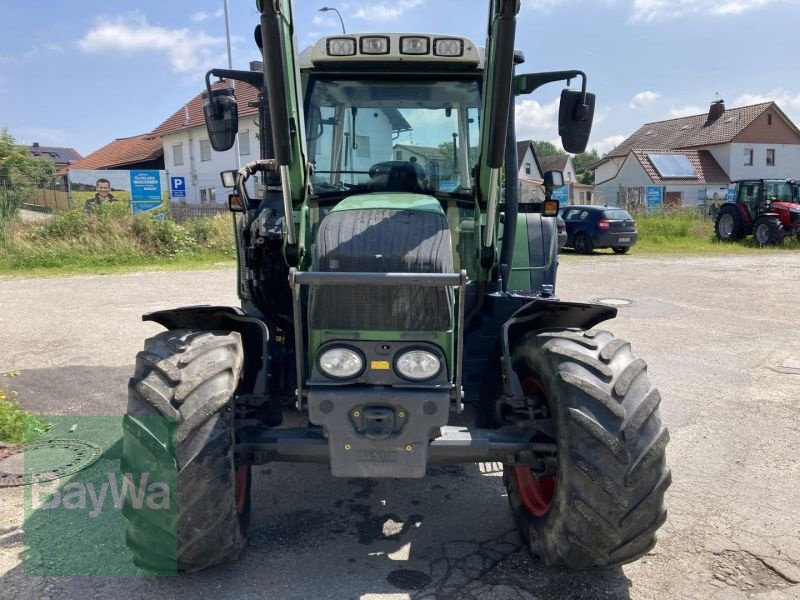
[[513, 377, 556, 517], [235, 465, 249, 514]]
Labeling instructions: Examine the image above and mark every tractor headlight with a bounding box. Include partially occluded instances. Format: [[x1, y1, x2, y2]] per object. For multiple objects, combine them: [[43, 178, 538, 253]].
[[326, 37, 357, 56], [395, 350, 441, 381], [319, 348, 364, 379]]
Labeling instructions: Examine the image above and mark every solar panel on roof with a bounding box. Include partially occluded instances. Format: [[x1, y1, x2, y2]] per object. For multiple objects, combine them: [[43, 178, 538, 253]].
[[648, 153, 698, 178]]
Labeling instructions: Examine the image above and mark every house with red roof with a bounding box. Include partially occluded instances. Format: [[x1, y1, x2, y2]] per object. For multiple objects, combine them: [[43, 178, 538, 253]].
[[591, 100, 800, 209]]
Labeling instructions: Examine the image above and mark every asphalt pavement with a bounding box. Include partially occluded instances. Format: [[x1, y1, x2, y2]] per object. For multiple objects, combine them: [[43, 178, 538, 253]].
[[1, 252, 799, 599]]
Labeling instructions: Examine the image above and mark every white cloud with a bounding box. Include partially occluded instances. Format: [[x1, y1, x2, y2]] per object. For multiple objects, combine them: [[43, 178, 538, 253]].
[[191, 8, 224, 22], [591, 134, 627, 155], [631, 0, 786, 21], [78, 14, 226, 76], [515, 98, 560, 141], [524, 0, 570, 10], [668, 105, 704, 118], [735, 89, 800, 111], [629, 90, 661, 109], [353, 0, 424, 21]]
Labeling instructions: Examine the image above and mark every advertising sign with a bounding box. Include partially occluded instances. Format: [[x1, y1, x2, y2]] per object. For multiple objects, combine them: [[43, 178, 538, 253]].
[[551, 185, 570, 205], [69, 169, 167, 214], [646, 186, 663, 212], [130, 170, 163, 214]]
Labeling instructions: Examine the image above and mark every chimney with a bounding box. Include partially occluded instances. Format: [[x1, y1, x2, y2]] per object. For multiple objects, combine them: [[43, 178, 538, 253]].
[[249, 60, 263, 72], [705, 99, 725, 126]]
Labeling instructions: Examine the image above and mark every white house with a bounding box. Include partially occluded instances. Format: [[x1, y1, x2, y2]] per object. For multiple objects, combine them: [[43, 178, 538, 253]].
[[593, 100, 800, 209], [152, 80, 262, 204]]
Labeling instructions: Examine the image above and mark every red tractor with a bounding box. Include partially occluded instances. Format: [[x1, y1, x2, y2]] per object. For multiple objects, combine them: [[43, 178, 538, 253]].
[[715, 179, 800, 245]]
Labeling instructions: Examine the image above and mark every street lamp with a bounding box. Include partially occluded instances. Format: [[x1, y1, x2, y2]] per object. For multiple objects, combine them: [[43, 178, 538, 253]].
[[318, 7, 346, 34]]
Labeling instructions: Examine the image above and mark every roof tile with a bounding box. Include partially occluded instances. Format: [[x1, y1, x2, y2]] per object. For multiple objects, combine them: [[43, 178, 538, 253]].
[[70, 133, 163, 170], [607, 102, 774, 157]]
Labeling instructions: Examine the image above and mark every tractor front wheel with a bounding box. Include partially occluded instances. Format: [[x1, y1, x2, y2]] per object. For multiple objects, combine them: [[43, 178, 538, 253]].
[[122, 329, 250, 573], [504, 329, 671, 569], [753, 216, 784, 246]]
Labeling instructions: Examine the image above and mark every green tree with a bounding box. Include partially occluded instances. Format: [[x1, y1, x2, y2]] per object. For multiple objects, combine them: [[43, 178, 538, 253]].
[[572, 148, 601, 185], [0, 129, 57, 245], [532, 140, 566, 158]]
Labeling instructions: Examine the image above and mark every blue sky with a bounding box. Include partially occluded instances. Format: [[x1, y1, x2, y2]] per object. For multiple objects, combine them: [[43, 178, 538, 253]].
[[2, 0, 799, 157]]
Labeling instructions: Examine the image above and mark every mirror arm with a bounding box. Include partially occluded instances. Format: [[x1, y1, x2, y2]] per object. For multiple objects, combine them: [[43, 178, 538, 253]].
[[517, 70, 587, 96]]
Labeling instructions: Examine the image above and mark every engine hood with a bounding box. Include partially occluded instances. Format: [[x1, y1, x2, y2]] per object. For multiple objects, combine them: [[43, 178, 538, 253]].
[[330, 193, 445, 215]]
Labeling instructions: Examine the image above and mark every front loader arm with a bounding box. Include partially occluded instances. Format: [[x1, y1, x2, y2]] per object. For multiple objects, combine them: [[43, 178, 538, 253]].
[[258, 0, 308, 257], [477, 0, 520, 272]]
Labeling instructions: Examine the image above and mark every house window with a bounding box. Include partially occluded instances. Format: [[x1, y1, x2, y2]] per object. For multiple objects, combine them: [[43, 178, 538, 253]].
[[766, 149, 775, 166], [200, 140, 211, 162], [524, 162, 531, 176], [767, 113, 773, 126], [239, 129, 250, 156], [199, 187, 217, 204], [356, 135, 371, 158], [173, 143, 184, 166], [744, 148, 753, 166], [396, 150, 402, 160]]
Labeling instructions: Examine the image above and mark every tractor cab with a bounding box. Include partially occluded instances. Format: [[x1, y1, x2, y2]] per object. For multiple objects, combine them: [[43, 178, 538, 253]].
[[119, 0, 670, 575]]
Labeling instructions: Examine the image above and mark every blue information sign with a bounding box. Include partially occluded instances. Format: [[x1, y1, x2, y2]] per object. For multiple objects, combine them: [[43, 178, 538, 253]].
[[170, 176, 186, 198], [551, 186, 570, 205], [646, 186, 663, 211], [726, 186, 736, 203], [130, 170, 163, 214]]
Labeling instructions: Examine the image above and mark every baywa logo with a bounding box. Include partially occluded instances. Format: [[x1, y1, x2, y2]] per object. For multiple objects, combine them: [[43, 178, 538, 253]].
[[30, 472, 171, 518]]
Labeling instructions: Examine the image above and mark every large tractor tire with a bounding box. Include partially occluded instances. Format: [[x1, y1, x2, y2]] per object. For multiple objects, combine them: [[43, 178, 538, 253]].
[[752, 216, 784, 246], [121, 329, 250, 573], [715, 205, 745, 241], [504, 329, 670, 569]]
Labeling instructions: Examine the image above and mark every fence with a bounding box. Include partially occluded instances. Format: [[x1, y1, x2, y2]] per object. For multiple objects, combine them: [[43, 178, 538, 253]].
[[1, 176, 70, 214], [168, 202, 229, 223]]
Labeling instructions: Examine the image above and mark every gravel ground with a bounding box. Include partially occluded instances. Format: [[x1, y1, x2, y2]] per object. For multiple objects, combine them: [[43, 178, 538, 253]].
[[1, 252, 799, 600]]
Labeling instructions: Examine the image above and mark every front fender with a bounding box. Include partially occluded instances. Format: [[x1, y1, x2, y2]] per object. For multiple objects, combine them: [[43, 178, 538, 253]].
[[144, 305, 269, 397], [500, 299, 616, 399]]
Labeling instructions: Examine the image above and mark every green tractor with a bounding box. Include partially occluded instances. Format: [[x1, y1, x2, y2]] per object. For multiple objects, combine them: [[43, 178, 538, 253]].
[[122, 0, 670, 573]]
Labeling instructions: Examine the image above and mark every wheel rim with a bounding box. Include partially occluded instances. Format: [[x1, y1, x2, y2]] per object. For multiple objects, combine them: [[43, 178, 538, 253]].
[[719, 214, 733, 237], [575, 235, 587, 253], [513, 377, 557, 517], [755, 224, 769, 244], [235, 465, 249, 514]]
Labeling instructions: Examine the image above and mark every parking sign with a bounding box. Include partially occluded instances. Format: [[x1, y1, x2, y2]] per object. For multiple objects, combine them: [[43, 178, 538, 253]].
[[171, 176, 186, 199]]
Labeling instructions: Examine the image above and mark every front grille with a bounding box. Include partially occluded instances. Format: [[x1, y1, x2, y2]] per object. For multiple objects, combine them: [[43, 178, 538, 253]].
[[310, 208, 453, 331]]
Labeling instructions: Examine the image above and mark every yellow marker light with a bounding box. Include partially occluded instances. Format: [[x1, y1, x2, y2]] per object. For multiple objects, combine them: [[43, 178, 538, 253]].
[[327, 37, 356, 56], [400, 36, 429, 55], [371, 360, 390, 370], [360, 36, 390, 55], [543, 200, 559, 216], [433, 38, 463, 57]]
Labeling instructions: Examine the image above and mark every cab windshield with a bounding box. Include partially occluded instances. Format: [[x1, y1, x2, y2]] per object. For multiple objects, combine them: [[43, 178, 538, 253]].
[[305, 77, 481, 198]]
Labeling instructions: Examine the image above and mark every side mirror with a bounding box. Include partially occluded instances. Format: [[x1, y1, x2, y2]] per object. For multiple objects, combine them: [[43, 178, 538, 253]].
[[543, 170, 564, 188], [203, 87, 238, 152], [559, 89, 595, 153], [228, 193, 246, 212], [220, 170, 237, 188]]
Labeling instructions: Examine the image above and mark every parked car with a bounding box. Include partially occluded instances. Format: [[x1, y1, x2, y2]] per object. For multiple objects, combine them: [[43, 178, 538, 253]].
[[556, 214, 567, 250], [558, 205, 638, 254]]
